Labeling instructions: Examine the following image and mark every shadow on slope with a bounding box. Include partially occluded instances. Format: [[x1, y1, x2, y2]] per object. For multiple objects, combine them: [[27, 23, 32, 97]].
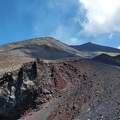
[[71, 42, 120, 53], [0, 37, 82, 60], [92, 54, 120, 66], [10, 45, 76, 59]]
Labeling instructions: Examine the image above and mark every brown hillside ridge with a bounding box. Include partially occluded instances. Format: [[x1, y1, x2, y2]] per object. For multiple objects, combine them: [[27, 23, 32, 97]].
[[0, 37, 82, 60], [0, 58, 120, 120]]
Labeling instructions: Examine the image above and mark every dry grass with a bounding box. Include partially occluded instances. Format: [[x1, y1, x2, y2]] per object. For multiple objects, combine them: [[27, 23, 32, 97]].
[[0, 55, 33, 74]]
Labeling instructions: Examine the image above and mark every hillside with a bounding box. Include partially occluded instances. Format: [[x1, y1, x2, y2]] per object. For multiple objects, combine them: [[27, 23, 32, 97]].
[[0, 37, 82, 59], [71, 42, 120, 58], [71, 42, 120, 52], [0, 59, 120, 120], [92, 54, 120, 66], [0, 37, 82, 72]]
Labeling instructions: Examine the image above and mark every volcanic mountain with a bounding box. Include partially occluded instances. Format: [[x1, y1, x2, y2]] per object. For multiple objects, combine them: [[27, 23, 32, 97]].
[[0, 37, 81, 59], [0, 37, 82, 73], [71, 42, 120, 52], [92, 53, 120, 66], [0, 37, 120, 120], [71, 42, 120, 58]]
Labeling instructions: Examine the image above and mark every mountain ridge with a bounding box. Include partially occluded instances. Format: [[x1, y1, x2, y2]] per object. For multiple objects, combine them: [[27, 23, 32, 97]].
[[0, 37, 82, 60], [71, 42, 120, 53]]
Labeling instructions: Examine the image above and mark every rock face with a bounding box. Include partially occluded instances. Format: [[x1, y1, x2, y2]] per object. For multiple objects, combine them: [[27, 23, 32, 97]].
[[0, 59, 120, 120], [0, 61, 38, 119]]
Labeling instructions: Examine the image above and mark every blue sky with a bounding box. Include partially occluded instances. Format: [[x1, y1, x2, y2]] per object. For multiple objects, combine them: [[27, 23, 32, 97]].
[[0, 0, 120, 48]]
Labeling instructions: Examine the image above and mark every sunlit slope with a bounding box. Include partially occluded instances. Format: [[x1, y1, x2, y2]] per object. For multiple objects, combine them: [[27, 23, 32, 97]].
[[0, 37, 82, 59]]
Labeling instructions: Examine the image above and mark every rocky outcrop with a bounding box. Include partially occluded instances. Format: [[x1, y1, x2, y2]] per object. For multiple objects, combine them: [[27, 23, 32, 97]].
[[1, 59, 120, 120], [0, 61, 38, 119], [0, 59, 90, 120]]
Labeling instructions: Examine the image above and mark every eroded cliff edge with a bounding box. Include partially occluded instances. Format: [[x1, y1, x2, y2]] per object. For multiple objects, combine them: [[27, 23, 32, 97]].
[[0, 59, 94, 120], [0, 61, 38, 119], [0, 59, 120, 120]]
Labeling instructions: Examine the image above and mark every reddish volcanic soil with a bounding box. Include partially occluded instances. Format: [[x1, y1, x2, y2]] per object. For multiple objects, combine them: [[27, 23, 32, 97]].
[[18, 59, 120, 120]]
